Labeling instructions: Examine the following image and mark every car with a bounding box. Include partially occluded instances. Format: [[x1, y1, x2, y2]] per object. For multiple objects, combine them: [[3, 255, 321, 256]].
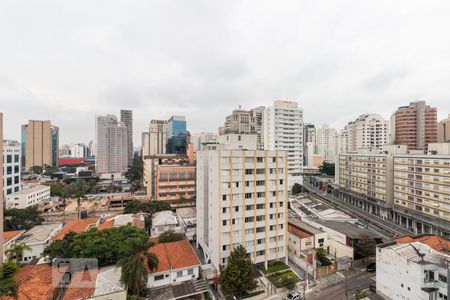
[[366, 262, 376, 272], [287, 292, 303, 300]]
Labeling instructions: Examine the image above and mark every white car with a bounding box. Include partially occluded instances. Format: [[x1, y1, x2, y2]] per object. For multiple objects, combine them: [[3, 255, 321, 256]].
[[287, 292, 303, 300]]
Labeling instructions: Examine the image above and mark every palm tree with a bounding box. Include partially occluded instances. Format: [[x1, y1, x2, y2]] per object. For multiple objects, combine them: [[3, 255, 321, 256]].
[[117, 238, 158, 296], [5, 243, 31, 262]]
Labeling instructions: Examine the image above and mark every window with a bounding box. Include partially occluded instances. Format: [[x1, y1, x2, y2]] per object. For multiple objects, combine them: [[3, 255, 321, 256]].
[[188, 269, 194, 275], [439, 274, 447, 283], [177, 271, 183, 277], [14, 155, 19, 163], [223, 195, 227, 201], [155, 274, 164, 281], [6, 155, 12, 163]]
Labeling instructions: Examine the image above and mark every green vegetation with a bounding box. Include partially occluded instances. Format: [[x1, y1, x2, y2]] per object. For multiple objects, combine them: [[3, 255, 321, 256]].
[[319, 162, 335, 176], [292, 183, 303, 195], [4, 206, 44, 231], [354, 288, 369, 299], [241, 290, 265, 299], [123, 200, 171, 214], [44, 225, 149, 266], [221, 245, 258, 297], [203, 291, 213, 300], [267, 270, 300, 288], [125, 156, 144, 192], [267, 261, 290, 274], [0, 260, 20, 299], [5, 243, 32, 262], [29, 165, 43, 174], [316, 248, 332, 266], [117, 238, 158, 296], [354, 235, 377, 259], [47, 180, 98, 198], [158, 230, 184, 243]]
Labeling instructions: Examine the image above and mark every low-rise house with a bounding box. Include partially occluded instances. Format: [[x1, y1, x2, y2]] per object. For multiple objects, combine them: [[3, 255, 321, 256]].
[[52, 217, 99, 240], [5, 184, 51, 209], [3, 230, 26, 261], [377, 235, 450, 300], [176, 207, 196, 241], [15, 223, 63, 263], [97, 214, 145, 230], [151, 210, 181, 237]]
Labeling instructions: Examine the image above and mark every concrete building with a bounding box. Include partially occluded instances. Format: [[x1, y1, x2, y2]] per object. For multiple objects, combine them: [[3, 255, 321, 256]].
[[95, 114, 128, 173], [346, 114, 389, 151], [3, 140, 21, 198], [21, 120, 59, 170], [151, 210, 182, 237], [146, 120, 168, 156], [196, 134, 288, 271], [176, 207, 197, 241], [59, 143, 89, 158], [120, 109, 133, 166], [316, 125, 338, 164], [390, 101, 437, 152], [3, 230, 26, 262], [264, 100, 303, 186], [376, 235, 450, 300], [167, 116, 187, 154], [14, 223, 63, 263], [337, 127, 349, 154], [0, 112, 3, 265], [6, 184, 51, 209], [437, 114, 450, 143], [303, 123, 316, 166]]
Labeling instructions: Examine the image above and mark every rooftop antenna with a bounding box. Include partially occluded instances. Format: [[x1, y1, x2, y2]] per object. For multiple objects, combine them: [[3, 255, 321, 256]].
[[409, 243, 425, 262]]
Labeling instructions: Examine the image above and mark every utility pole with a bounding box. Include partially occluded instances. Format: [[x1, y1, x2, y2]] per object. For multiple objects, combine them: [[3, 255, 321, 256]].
[[345, 271, 348, 300]]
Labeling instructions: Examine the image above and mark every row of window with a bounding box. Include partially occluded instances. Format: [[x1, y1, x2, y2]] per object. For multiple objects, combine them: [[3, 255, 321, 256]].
[[3, 155, 20, 164]]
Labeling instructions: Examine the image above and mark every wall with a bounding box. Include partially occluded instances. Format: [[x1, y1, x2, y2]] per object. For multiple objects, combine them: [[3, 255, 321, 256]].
[[147, 266, 199, 288], [328, 239, 353, 260]]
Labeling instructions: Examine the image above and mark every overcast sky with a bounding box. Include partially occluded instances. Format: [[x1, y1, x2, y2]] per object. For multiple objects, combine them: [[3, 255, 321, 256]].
[[1, 0, 450, 145]]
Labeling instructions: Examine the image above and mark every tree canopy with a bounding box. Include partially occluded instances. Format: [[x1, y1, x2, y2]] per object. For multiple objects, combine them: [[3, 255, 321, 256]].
[[354, 235, 377, 259], [158, 230, 184, 243], [4, 206, 44, 231], [123, 200, 170, 214], [125, 156, 144, 192], [292, 183, 303, 195], [319, 162, 335, 176], [220, 245, 257, 297]]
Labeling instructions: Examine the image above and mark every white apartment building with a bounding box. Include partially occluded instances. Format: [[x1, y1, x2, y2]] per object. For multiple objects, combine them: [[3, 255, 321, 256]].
[[377, 236, 449, 300], [337, 128, 349, 154], [95, 114, 128, 174], [264, 100, 303, 186], [316, 125, 338, 164], [59, 143, 89, 158], [3, 140, 21, 198], [196, 134, 288, 271], [347, 114, 389, 151], [303, 124, 316, 166], [6, 184, 50, 209]]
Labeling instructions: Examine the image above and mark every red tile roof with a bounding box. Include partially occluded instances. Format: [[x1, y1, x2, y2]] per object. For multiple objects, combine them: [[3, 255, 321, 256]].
[[62, 269, 99, 300], [148, 240, 200, 273], [14, 264, 65, 300], [96, 216, 115, 230], [3, 230, 25, 243], [53, 218, 98, 240], [288, 224, 312, 238], [396, 235, 450, 253]]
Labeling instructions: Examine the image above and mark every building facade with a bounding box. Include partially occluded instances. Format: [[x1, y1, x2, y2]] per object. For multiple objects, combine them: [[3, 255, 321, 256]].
[[120, 109, 133, 166], [346, 114, 389, 151], [6, 184, 51, 209], [21, 120, 59, 170], [391, 101, 437, 152], [337, 128, 349, 154], [303, 123, 316, 166], [316, 125, 338, 164], [3, 140, 21, 198], [264, 100, 303, 185], [437, 114, 450, 143], [95, 114, 128, 173], [167, 116, 187, 154], [196, 134, 288, 271], [0, 112, 3, 264], [59, 143, 89, 158]]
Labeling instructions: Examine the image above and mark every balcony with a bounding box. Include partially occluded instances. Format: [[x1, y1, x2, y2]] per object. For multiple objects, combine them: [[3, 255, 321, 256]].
[[421, 279, 439, 293]]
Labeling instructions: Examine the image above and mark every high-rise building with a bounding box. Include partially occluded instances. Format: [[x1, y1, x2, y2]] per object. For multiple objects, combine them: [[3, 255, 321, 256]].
[[346, 114, 389, 151], [437, 114, 450, 143], [264, 100, 303, 185], [390, 101, 437, 152], [21, 120, 59, 170], [337, 127, 349, 154], [145, 120, 168, 156], [196, 134, 288, 270], [59, 143, 89, 158], [95, 114, 128, 173], [3, 140, 21, 198], [316, 124, 338, 164], [250, 106, 265, 149], [303, 123, 316, 166], [0, 113, 4, 265], [120, 109, 133, 166], [167, 116, 187, 154]]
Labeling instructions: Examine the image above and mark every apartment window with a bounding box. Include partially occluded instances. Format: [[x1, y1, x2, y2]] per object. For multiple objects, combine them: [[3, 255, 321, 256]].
[[245, 193, 252, 199], [256, 203, 265, 209], [188, 269, 194, 275], [246, 205, 254, 211], [223, 220, 227, 226], [245, 169, 253, 175], [155, 274, 164, 281], [257, 157, 263, 163], [438, 274, 447, 283], [223, 208, 226, 213], [279, 179, 283, 185], [177, 271, 183, 277], [6, 155, 12, 163], [245, 217, 254, 223], [223, 195, 227, 201], [235, 206, 239, 212]]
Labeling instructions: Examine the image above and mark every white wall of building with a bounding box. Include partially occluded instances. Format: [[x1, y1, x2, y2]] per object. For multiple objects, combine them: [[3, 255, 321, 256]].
[[6, 184, 50, 209], [3, 140, 21, 198], [147, 266, 199, 288]]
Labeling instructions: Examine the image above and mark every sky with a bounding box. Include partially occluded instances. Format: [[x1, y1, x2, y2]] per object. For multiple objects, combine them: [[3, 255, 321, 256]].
[[1, 0, 450, 145]]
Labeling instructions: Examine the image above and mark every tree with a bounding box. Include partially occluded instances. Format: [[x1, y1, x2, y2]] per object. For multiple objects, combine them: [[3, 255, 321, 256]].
[[220, 245, 257, 297], [354, 235, 377, 259], [4, 206, 44, 231], [158, 230, 184, 243], [125, 156, 144, 192], [29, 165, 43, 174], [44, 231, 76, 260], [5, 243, 32, 262], [319, 162, 335, 176], [117, 238, 158, 296], [123, 200, 170, 214], [282, 276, 296, 291], [292, 183, 303, 195], [0, 260, 20, 299]]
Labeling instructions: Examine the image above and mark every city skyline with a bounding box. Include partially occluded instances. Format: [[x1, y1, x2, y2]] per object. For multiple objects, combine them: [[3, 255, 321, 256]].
[[1, 1, 450, 144]]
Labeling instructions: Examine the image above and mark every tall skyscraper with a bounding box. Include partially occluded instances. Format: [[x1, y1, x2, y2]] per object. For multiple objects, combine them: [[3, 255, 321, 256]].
[[95, 114, 128, 173], [264, 100, 303, 185], [21, 120, 59, 170], [120, 109, 133, 165], [146, 120, 168, 156], [345, 114, 389, 151], [167, 116, 187, 154], [3, 140, 21, 198], [0, 113, 4, 265], [196, 134, 288, 270], [390, 101, 437, 152], [303, 123, 316, 166], [437, 114, 450, 142], [337, 127, 349, 154], [316, 124, 338, 163]]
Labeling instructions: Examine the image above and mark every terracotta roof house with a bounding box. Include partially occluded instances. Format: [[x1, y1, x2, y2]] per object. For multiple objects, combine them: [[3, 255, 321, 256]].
[[3, 230, 26, 262], [52, 217, 98, 240]]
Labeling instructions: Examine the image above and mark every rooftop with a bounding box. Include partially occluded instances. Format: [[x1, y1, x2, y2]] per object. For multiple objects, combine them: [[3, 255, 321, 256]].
[[16, 223, 62, 244], [288, 218, 324, 235], [385, 241, 450, 265], [3, 230, 26, 244], [14, 264, 64, 300], [395, 235, 450, 254], [148, 240, 200, 274], [7, 184, 49, 196], [152, 210, 178, 227], [176, 207, 197, 219], [53, 217, 99, 240], [313, 219, 382, 240]]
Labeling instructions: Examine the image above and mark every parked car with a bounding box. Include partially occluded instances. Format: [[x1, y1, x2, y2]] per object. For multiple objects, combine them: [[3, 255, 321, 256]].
[[366, 262, 376, 272], [287, 292, 303, 300]]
